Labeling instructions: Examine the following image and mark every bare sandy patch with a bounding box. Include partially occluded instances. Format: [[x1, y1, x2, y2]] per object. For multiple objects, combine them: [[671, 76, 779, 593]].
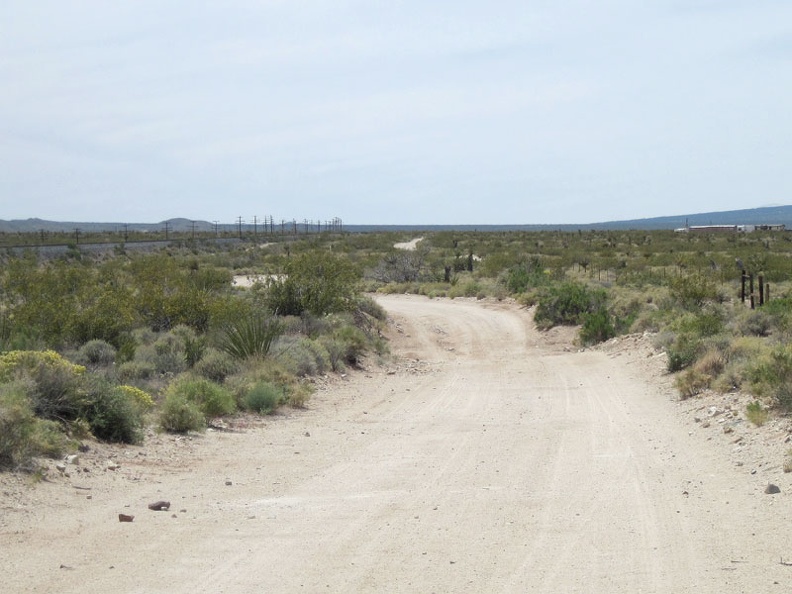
[[393, 237, 424, 250]]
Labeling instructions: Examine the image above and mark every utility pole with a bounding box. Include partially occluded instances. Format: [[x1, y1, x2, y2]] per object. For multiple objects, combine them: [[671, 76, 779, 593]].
[[253, 215, 258, 237], [237, 216, 243, 238], [164, 221, 170, 240], [74, 228, 81, 244], [190, 220, 196, 240], [213, 221, 219, 236]]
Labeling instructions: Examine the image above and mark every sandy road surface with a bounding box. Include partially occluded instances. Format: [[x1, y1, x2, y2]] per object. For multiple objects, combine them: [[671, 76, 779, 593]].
[[2, 295, 792, 593]]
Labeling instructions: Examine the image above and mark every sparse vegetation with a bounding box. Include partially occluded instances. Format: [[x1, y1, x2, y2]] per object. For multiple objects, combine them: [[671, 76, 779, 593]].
[[3, 226, 792, 469]]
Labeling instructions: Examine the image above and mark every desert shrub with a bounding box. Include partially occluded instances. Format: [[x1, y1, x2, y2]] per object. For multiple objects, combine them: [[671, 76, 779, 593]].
[[674, 368, 710, 399], [193, 348, 239, 382], [676, 309, 725, 338], [745, 400, 769, 426], [668, 273, 719, 310], [747, 345, 792, 410], [335, 326, 368, 365], [0, 350, 87, 421], [159, 392, 205, 434], [666, 333, 701, 372], [534, 282, 607, 329], [0, 379, 73, 469], [218, 315, 284, 360], [738, 310, 773, 337], [75, 339, 117, 366], [81, 378, 143, 444], [449, 279, 483, 299], [273, 336, 329, 376], [117, 360, 156, 382], [0, 381, 39, 469], [355, 294, 387, 321], [118, 385, 155, 410], [226, 358, 312, 410], [320, 337, 347, 371], [579, 307, 616, 346], [165, 376, 235, 419], [242, 381, 284, 414], [149, 333, 188, 374], [674, 348, 726, 398], [694, 348, 726, 377], [502, 258, 545, 293], [172, 325, 207, 368], [263, 252, 360, 316]]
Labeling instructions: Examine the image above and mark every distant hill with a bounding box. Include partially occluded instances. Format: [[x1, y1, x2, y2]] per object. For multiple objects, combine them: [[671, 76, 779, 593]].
[[1, 206, 791, 234]]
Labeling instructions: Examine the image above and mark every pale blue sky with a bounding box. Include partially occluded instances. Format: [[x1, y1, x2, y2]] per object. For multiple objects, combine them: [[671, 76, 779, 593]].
[[1, 1, 790, 225]]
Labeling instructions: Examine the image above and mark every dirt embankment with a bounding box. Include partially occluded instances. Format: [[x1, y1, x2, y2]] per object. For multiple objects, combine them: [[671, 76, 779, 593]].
[[2, 295, 791, 593]]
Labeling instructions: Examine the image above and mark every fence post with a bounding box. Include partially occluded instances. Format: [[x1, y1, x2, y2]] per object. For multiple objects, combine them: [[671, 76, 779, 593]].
[[749, 274, 754, 303], [741, 273, 746, 302], [759, 275, 764, 306]]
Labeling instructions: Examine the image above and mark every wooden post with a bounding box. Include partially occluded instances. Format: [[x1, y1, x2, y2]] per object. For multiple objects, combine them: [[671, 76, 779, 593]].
[[759, 275, 764, 306], [741, 273, 746, 302], [749, 274, 754, 302]]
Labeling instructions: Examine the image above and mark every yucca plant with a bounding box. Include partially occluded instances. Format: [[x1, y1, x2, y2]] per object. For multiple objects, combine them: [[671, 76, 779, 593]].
[[218, 315, 284, 360]]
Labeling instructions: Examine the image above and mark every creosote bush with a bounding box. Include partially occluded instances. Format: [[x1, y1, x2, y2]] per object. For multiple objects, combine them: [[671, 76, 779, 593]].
[[159, 392, 205, 434], [534, 282, 607, 330], [242, 381, 284, 414], [82, 378, 144, 444], [164, 376, 236, 419], [75, 339, 117, 366], [745, 400, 769, 427]]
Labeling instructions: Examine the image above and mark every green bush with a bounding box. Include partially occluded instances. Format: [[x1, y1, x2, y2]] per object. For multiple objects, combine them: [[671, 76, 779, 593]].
[[745, 400, 769, 426], [242, 381, 284, 414], [172, 325, 207, 368], [273, 336, 329, 376], [668, 273, 718, 310], [159, 392, 205, 433], [534, 282, 607, 329], [82, 379, 143, 444], [165, 376, 235, 419], [75, 339, 117, 366], [0, 382, 39, 469], [117, 360, 156, 382], [263, 252, 360, 316], [748, 346, 792, 410], [503, 258, 545, 293], [666, 333, 701, 372], [579, 307, 616, 346], [148, 333, 188, 374], [193, 348, 239, 382], [0, 350, 88, 422], [0, 380, 71, 469], [336, 326, 367, 366]]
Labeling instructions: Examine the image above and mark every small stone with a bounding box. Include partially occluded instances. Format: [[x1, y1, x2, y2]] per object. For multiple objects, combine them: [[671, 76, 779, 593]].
[[304, 432, 311, 437], [148, 501, 171, 511], [65, 454, 80, 465], [118, 513, 135, 522], [106, 461, 120, 471], [765, 484, 781, 495], [55, 463, 66, 473], [225, 480, 232, 486]]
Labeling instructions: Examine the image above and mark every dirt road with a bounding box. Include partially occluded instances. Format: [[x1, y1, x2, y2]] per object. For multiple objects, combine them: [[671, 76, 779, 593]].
[[2, 295, 791, 592]]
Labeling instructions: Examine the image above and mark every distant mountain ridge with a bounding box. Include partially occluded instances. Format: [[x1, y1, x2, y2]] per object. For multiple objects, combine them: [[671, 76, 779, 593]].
[[1, 206, 791, 233]]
